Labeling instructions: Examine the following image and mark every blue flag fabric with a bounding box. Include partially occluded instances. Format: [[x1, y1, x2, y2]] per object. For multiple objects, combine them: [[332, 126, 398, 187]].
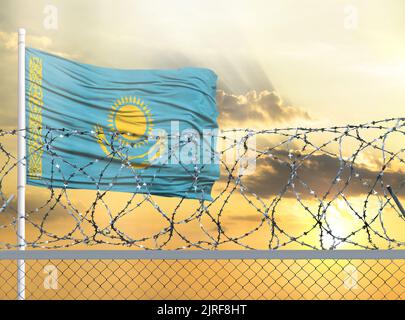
[[25, 48, 219, 200]]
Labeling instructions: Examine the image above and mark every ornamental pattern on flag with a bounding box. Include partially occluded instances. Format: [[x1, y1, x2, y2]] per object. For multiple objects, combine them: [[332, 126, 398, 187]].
[[25, 48, 219, 200]]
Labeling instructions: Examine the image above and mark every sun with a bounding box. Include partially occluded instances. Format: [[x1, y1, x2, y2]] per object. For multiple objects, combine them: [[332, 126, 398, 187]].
[[107, 96, 153, 147]]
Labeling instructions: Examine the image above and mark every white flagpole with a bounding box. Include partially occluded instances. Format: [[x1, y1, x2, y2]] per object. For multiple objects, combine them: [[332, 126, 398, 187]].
[[17, 28, 26, 301]]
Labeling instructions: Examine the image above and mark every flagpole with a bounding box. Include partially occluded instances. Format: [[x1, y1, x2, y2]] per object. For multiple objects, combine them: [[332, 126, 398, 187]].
[[17, 27, 26, 301]]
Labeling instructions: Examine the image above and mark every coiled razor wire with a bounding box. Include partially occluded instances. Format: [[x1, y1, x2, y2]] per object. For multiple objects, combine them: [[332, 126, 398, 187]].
[[0, 118, 404, 250]]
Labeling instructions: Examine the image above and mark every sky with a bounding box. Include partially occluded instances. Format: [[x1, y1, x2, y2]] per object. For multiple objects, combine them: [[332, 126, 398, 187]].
[[0, 0, 404, 251], [0, 0, 404, 128]]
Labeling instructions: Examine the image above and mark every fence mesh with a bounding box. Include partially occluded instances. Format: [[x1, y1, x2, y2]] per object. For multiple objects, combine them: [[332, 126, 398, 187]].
[[0, 258, 403, 300], [0, 119, 404, 300]]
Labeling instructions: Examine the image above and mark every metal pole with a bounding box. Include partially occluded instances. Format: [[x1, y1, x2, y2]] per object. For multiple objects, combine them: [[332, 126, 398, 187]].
[[387, 185, 405, 217], [17, 27, 26, 301]]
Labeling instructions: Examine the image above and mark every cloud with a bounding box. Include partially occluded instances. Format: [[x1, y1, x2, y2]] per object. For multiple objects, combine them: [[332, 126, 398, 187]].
[[217, 89, 311, 127], [240, 150, 404, 199], [0, 30, 78, 60], [0, 31, 53, 51]]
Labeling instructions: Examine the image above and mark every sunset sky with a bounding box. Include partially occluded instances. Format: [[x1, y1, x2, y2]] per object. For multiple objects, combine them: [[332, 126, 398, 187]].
[[0, 0, 404, 128], [0, 0, 404, 251]]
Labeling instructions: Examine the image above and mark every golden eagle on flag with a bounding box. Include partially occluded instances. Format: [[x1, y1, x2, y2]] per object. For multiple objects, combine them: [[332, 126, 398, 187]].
[[25, 48, 219, 200]]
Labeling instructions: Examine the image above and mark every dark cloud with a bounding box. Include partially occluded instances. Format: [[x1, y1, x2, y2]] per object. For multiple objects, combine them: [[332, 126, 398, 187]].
[[0, 113, 17, 128], [227, 215, 262, 222], [217, 90, 311, 126], [239, 150, 405, 199]]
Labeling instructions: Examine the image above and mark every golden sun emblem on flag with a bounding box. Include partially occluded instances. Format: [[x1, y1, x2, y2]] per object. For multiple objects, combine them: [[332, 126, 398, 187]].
[[94, 96, 163, 168], [107, 96, 153, 146]]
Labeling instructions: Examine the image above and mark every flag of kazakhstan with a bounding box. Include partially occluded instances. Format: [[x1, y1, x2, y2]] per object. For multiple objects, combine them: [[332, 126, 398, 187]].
[[25, 48, 219, 200]]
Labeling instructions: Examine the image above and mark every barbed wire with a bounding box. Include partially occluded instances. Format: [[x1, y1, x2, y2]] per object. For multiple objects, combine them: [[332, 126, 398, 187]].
[[0, 118, 404, 250]]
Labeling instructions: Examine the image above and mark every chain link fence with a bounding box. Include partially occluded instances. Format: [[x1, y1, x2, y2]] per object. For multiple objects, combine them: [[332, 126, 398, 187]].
[[0, 251, 404, 300], [1, 119, 404, 299]]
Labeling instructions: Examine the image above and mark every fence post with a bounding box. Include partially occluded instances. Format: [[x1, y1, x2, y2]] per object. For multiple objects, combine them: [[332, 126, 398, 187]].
[[17, 27, 26, 300]]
